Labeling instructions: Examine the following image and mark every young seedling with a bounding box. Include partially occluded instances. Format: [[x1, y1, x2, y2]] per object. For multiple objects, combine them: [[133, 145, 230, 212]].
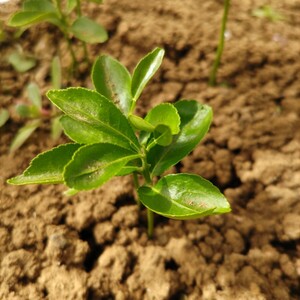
[[252, 5, 286, 22], [8, 0, 108, 71], [209, 0, 231, 86], [10, 56, 63, 152], [7, 48, 231, 237]]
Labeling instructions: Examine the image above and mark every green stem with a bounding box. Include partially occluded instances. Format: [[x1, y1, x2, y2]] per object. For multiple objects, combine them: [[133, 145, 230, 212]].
[[147, 209, 154, 239], [209, 0, 231, 86], [133, 172, 141, 207]]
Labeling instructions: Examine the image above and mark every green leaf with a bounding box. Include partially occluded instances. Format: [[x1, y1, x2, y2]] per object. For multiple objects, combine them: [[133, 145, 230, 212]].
[[9, 120, 41, 153], [23, 0, 55, 12], [153, 124, 172, 146], [64, 143, 141, 190], [128, 115, 154, 132], [8, 11, 59, 27], [8, 143, 81, 185], [0, 109, 9, 128], [92, 55, 132, 115], [47, 88, 139, 151], [8, 51, 36, 73], [131, 48, 164, 101], [145, 103, 180, 134], [71, 16, 108, 44], [51, 116, 63, 141], [88, 0, 103, 3], [27, 82, 41, 109], [51, 56, 61, 89], [138, 174, 231, 220], [15, 104, 40, 118], [66, 0, 77, 13], [148, 100, 212, 176]]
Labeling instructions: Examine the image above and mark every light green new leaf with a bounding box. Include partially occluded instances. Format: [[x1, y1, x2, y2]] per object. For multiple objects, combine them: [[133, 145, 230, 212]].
[[131, 48, 164, 101], [0, 109, 9, 128], [27, 82, 41, 109], [8, 51, 36, 73], [148, 100, 212, 176], [10, 120, 41, 153], [128, 115, 154, 132], [92, 55, 132, 115], [47, 88, 140, 152], [138, 174, 231, 220], [71, 16, 108, 44], [145, 103, 180, 135], [64, 143, 141, 190], [8, 143, 81, 185], [153, 124, 172, 146]]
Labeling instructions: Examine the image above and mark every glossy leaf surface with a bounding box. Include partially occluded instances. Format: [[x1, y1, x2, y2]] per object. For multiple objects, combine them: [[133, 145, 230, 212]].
[[145, 103, 180, 134], [47, 88, 139, 151], [138, 174, 230, 219], [148, 100, 212, 176], [64, 143, 141, 190], [71, 16, 108, 44], [92, 55, 132, 115], [10, 120, 41, 153], [8, 143, 81, 184], [132, 48, 164, 101]]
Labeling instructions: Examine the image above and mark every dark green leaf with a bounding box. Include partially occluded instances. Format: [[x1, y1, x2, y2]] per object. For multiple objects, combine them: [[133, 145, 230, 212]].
[[145, 103, 180, 134], [47, 88, 140, 152], [71, 16, 108, 44], [64, 143, 141, 190], [0, 109, 9, 128], [10, 120, 41, 153], [8, 143, 81, 185], [148, 100, 212, 176], [92, 55, 132, 115], [8, 51, 36, 73], [27, 82, 41, 109], [138, 174, 231, 219], [131, 48, 164, 102]]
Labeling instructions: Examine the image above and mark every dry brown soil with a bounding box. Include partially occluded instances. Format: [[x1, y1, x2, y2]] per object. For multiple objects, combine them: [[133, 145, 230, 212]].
[[0, 0, 300, 299]]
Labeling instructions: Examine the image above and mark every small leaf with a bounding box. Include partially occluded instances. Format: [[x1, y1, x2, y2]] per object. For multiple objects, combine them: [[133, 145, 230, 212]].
[[148, 100, 212, 176], [23, 0, 55, 12], [131, 48, 164, 101], [8, 11, 59, 27], [92, 55, 132, 115], [128, 115, 154, 132], [0, 109, 9, 127], [8, 143, 81, 185], [64, 143, 141, 190], [51, 56, 61, 89], [47, 88, 140, 151], [153, 124, 172, 146], [138, 174, 231, 220], [10, 120, 41, 153], [145, 103, 180, 134], [51, 116, 63, 141], [15, 104, 40, 118], [71, 16, 108, 44], [27, 82, 41, 109], [66, 0, 77, 13], [8, 51, 36, 73]]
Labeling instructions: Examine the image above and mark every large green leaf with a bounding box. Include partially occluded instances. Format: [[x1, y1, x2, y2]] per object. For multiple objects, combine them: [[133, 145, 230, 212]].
[[47, 88, 139, 152], [7, 143, 81, 185], [145, 103, 180, 134], [23, 0, 55, 12], [92, 55, 132, 115], [71, 16, 108, 44], [131, 48, 164, 102], [138, 174, 231, 219], [148, 100, 212, 176], [64, 143, 141, 190]]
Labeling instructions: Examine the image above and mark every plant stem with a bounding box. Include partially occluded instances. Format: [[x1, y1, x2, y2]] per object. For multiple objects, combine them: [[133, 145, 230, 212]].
[[133, 172, 141, 207], [209, 0, 231, 86], [147, 209, 154, 239]]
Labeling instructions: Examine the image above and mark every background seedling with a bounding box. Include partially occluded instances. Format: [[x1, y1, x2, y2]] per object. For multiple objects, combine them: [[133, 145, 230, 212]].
[[8, 0, 108, 72], [252, 5, 285, 22], [9, 56, 63, 152], [209, 0, 230, 86], [8, 48, 231, 238]]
